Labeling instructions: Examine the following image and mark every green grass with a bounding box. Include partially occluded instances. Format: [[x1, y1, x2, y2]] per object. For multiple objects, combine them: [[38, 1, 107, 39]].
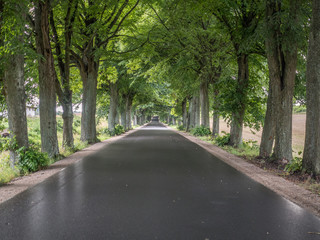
[[293, 105, 306, 114], [221, 142, 259, 161], [0, 151, 18, 184], [0, 115, 111, 184]]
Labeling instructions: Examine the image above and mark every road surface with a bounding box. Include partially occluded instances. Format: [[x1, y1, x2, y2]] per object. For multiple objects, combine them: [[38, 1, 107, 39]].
[[1, 122, 320, 240]]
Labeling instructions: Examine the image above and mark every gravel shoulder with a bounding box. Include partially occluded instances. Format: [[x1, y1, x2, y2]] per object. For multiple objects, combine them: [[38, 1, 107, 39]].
[[0, 127, 143, 205], [173, 129, 320, 218]]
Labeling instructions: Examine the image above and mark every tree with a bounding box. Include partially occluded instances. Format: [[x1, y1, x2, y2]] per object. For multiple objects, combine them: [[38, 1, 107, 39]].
[[35, 0, 59, 158], [1, 0, 29, 166], [71, 0, 140, 143], [261, 0, 303, 161], [303, 0, 320, 174], [50, 0, 78, 148], [211, 0, 263, 147]]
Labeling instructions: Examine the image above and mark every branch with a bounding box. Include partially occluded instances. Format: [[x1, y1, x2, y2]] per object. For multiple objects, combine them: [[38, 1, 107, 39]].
[[149, 4, 170, 32], [98, 0, 140, 48], [49, 9, 66, 84]]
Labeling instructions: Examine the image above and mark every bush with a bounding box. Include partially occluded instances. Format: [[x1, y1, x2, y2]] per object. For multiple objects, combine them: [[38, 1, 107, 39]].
[[103, 124, 125, 136], [214, 132, 230, 146], [17, 147, 49, 174], [177, 125, 185, 131], [293, 105, 306, 114], [191, 126, 211, 136], [113, 124, 125, 135], [285, 157, 303, 174]]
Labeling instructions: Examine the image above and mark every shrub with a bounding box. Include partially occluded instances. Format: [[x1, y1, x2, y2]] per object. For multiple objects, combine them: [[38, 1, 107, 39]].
[[104, 124, 125, 136], [293, 105, 306, 114], [73, 119, 81, 127], [177, 125, 185, 131], [17, 147, 49, 174], [214, 132, 231, 147], [191, 126, 211, 136], [285, 157, 303, 174]]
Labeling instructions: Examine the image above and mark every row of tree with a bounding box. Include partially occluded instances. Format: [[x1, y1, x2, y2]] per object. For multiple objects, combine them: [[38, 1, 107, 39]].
[[1, 0, 320, 175], [0, 0, 155, 164], [140, 0, 320, 175]]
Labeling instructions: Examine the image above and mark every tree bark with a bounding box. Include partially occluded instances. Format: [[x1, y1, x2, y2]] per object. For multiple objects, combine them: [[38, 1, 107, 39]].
[[35, 0, 59, 158], [212, 89, 220, 138], [50, 1, 77, 149], [265, 0, 299, 162], [200, 81, 210, 128], [108, 82, 118, 131], [187, 97, 195, 131], [79, 59, 99, 143], [182, 98, 187, 128], [194, 95, 200, 127], [4, 49, 29, 167], [115, 109, 120, 125], [2, 1, 28, 167], [303, 0, 320, 174], [120, 103, 126, 130], [229, 53, 249, 147], [259, 79, 275, 157], [125, 95, 133, 130], [61, 101, 74, 148]]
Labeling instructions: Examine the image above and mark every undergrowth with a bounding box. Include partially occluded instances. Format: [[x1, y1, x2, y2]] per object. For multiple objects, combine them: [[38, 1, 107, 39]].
[[191, 126, 211, 136], [0, 115, 112, 184]]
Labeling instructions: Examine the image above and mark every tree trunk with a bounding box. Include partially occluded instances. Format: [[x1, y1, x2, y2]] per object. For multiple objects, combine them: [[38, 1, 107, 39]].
[[108, 82, 118, 131], [80, 59, 99, 143], [212, 89, 220, 138], [35, 0, 59, 158], [121, 109, 126, 130], [303, 0, 320, 174], [187, 97, 195, 131], [125, 95, 133, 130], [212, 111, 219, 138], [172, 117, 175, 125], [4, 50, 28, 167], [259, 79, 275, 157], [50, 2, 76, 149], [62, 101, 74, 148], [229, 53, 249, 147], [194, 95, 200, 127], [133, 114, 137, 126], [115, 109, 120, 125], [182, 98, 187, 128], [200, 81, 210, 128], [265, 0, 299, 162]]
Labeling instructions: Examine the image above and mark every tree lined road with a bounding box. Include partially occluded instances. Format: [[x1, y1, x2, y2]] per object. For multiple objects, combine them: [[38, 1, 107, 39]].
[[1, 122, 320, 240]]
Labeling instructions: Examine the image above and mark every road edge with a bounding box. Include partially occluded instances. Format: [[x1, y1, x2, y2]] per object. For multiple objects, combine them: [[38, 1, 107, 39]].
[[170, 127, 320, 218], [0, 125, 146, 205]]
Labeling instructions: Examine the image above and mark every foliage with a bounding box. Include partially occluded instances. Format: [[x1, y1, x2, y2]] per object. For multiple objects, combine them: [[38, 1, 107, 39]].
[[191, 126, 211, 136], [0, 134, 17, 151], [0, 152, 17, 184], [285, 157, 303, 174], [17, 146, 49, 174], [103, 124, 125, 136], [293, 105, 306, 114], [177, 125, 185, 131], [214, 132, 231, 147]]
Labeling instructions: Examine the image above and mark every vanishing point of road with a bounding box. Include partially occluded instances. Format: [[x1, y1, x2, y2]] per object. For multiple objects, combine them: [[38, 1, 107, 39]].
[[1, 122, 320, 240]]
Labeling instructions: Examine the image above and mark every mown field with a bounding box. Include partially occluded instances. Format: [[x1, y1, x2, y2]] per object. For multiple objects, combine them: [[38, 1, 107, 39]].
[[216, 113, 306, 156]]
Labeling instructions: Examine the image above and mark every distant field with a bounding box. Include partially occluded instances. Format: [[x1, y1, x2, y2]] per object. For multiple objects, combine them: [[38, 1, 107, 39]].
[[214, 114, 306, 155]]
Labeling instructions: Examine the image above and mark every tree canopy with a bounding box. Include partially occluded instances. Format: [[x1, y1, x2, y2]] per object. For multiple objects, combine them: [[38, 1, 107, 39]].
[[1, 0, 320, 175]]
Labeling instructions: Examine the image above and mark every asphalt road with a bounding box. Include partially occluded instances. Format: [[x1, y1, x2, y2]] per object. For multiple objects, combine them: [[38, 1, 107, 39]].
[[1, 122, 320, 240]]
